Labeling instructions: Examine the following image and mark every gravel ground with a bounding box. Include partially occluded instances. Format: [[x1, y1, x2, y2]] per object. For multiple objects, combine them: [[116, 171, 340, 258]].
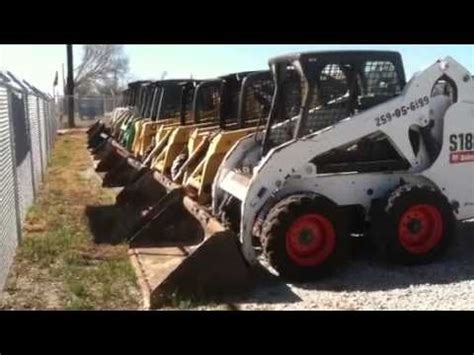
[[225, 219, 474, 310]]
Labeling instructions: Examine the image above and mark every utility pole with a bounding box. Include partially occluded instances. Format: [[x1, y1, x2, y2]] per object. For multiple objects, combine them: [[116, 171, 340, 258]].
[[62, 63, 65, 94], [59, 63, 65, 125], [66, 44, 75, 128]]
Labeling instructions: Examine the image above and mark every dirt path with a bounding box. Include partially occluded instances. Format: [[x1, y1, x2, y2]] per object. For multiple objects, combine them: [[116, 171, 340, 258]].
[[0, 129, 141, 310]]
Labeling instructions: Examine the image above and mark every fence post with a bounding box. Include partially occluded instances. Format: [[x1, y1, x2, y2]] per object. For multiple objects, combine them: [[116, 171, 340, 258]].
[[66, 45, 75, 128]]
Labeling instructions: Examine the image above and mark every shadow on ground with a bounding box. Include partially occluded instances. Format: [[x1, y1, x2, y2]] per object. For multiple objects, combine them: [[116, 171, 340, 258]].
[[85, 205, 126, 245], [281, 220, 474, 293]]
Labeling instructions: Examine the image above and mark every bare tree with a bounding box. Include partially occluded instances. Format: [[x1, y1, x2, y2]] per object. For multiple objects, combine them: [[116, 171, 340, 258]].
[[74, 45, 129, 97]]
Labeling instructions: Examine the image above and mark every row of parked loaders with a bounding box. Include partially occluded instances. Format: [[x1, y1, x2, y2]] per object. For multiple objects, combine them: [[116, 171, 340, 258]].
[[87, 50, 474, 307]]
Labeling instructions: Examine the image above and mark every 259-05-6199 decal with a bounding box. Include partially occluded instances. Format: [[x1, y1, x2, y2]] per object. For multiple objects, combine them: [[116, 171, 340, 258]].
[[374, 96, 430, 127]]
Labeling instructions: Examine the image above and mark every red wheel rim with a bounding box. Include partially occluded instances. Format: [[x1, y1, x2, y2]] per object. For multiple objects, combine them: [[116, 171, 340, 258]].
[[285, 214, 336, 267], [398, 204, 443, 255]]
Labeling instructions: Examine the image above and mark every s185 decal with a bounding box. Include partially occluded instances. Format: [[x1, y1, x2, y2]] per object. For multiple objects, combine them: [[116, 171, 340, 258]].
[[449, 133, 474, 164]]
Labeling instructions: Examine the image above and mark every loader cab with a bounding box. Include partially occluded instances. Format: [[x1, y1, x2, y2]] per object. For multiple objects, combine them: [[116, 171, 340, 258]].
[[220, 70, 275, 129], [191, 71, 266, 128], [262, 51, 406, 155], [138, 83, 152, 116], [125, 81, 144, 107], [180, 80, 205, 124], [144, 80, 183, 121], [192, 71, 275, 129], [142, 83, 154, 119], [191, 79, 222, 124], [141, 82, 157, 118], [198, 71, 261, 129], [128, 81, 149, 108], [125, 87, 133, 107], [238, 70, 275, 127], [127, 81, 150, 114], [121, 88, 131, 107], [217, 71, 257, 128], [128, 83, 139, 107], [154, 80, 191, 121]]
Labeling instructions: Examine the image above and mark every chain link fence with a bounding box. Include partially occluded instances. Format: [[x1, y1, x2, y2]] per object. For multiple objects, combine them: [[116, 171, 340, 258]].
[[0, 71, 58, 291], [56, 95, 122, 127]]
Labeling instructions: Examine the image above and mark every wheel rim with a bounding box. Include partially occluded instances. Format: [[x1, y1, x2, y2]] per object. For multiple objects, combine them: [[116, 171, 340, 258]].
[[398, 204, 444, 254], [285, 214, 336, 267]]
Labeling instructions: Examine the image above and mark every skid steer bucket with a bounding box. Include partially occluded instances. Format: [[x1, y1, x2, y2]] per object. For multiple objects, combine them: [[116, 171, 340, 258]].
[[94, 139, 131, 173], [102, 119, 182, 187], [87, 120, 102, 136], [88, 125, 111, 150], [90, 118, 138, 163], [88, 110, 120, 145], [102, 120, 183, 188], [94, 116, 173, 169], [87, 120, 104, 142], [103, 155, 145, 188], [88, 106, 131, 148], [94, 125, 153, 172], [97, 170, 182, 246], [127, 194, 252, 307], [88, 113, 129, 152], [105, 128, 216, 240]]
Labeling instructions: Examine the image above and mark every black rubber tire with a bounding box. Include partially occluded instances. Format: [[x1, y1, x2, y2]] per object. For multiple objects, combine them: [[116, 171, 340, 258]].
[[260, 194, 350, 282], [369, 185, 455, 265], [170, 153, 188, 181]]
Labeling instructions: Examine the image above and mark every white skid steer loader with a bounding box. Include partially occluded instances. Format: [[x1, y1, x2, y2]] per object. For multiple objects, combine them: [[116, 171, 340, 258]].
[[211, 51, 474, 281]]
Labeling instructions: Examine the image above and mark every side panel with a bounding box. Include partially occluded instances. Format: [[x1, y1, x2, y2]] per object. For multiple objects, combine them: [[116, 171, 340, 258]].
[[10, 90, 35, 223], [0, 85, 20, 289], [38, 97, 48, 171], [28, 95, 42, 189], [45, 101, 53, 154]]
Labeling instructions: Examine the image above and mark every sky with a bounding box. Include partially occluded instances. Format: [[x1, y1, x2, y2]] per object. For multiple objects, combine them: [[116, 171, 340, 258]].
[[0, 44, 472, 95]]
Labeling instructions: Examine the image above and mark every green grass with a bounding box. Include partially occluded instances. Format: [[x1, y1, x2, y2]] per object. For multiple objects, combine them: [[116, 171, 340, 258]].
[[0, 130, 140, 310]]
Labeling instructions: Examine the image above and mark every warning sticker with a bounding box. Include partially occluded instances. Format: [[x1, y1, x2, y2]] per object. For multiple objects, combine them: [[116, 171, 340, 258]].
[[450, 151, 474, 164]]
